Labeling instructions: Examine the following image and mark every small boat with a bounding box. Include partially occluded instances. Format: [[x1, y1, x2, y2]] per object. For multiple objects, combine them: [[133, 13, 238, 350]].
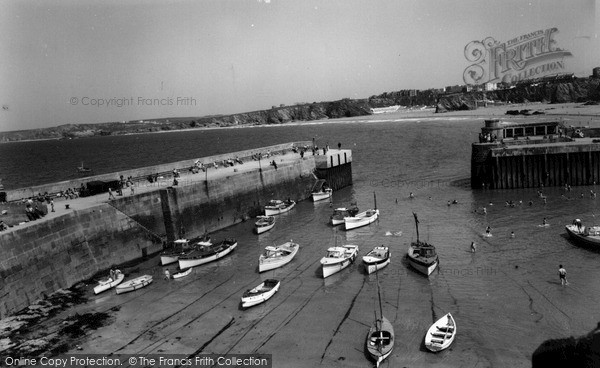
[[312, 188, 333, 202], [115, 275, 153, 294], [93, 270, 124, 295], [344, 192, 379, 230], [424, 313, 456, 352], [258, 241, 299, 272], [565, 219, 600, 249], [172, 267, 193, 279], [264, 199, 296, 216], [366, 274, 394, 366], [407, 213, 439, 276], [160, 239, 194, 266], [362, 246, 391, 274], [330, 205, 359, 226], [76, 162, 93, 174], [241, 279, 280, 308], [320, 244, 359, 278], [254, 215, 276, 234], [178, 239, 238, 269]]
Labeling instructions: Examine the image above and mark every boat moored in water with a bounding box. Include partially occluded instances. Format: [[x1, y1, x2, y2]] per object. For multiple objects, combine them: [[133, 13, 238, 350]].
[[264, 199, 296, 216], [320, 244, 359, 278], [366, 272, 394, 366], [312, 188, 333, 202], [330, 205, 359, 226], [362, 246, 391, 274], [258, 241, 299, 272], [565, 219, 600, 249], [254, 215, 276, 234], [344, 193, 378, 230]]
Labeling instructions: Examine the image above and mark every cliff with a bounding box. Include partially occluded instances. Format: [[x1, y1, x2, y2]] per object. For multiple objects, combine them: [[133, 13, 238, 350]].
[[436, 77, 600, 113], [0, 99, 372, 142]]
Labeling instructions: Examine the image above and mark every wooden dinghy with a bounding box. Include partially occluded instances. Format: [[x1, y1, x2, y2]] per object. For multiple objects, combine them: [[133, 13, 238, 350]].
[[115, 275, 153, 295], [258, 241, 299, 272], [93, 270, 124, 295], [362, 246, 391, 274], [171, 267, 193, 279], [241, 279, 280, 308], [424, 313, 456, 352]]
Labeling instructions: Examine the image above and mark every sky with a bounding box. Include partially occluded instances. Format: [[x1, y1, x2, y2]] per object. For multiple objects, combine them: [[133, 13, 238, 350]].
[[0, 0, 598, 132]]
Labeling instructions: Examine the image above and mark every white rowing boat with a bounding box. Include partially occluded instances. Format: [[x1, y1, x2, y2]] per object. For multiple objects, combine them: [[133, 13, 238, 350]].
[[362, 246, 390, 274], [264, 199, 296, 216], [172, 267, 193, 279], [258, 241, 299, 272], [93, 270, 124, 295], [178, 239, 237, 269], [320, 244, 359, 278], [241, 279, 280, 308], [255, 216, 276, 234], [424, 313, 456, 352], [115, 275, 153, 295]]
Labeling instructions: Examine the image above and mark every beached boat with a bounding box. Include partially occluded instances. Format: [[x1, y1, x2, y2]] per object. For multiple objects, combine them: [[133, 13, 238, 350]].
[[330, 205, 359, 226], [312, 188, 333, 202], [565, 219, 600, 249], [178, 239, 238, 269], [424, 313, 456, 352], [320, 244, 359, 278], [171, 267, 193, 279], [264, 199, 296, 216], [241, 279, 280, 308], [407, 213, 439, 276], [115, 275, 153, 295], [160, 239, 194, 266], [258, 241, 299, 272], [344, 193, 379, 230], [93, 270, 124, 295], [362, 246, 391, 274], [366, 274, 394, 366], [254, 215, 276, 234]]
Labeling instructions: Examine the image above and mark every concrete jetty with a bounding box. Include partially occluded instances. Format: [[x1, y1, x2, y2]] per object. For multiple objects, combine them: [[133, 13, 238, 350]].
[[471, 119, 600, 189], [0, 142, 353, 317]]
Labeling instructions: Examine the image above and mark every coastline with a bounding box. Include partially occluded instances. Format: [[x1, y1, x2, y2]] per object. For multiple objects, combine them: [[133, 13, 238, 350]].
[[2, 102, 599, 144]]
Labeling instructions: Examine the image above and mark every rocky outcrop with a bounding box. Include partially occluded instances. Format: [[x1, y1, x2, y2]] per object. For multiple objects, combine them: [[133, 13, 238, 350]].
[[532, 322, 600, 367], [437, 78, 600, 113], [0, 99, 373, 142]]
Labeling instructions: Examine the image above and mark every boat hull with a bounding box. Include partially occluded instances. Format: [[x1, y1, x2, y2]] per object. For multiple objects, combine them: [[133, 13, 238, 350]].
[[407, 256, 438, 276], [264, 201, 296, 216], [178, 242, 237, 269], [258, 242, 299, 272], [425, 313, 456, 352], [94, 272, 125, 295], [160, 254, 179, 266], [115, 275, 153, 295], [241, 280, 280, 308], [255, 218, 275, 234], [172, 267, 193, 279], [565, 225, 600, 248], [362, 247, 391, 274], [344, 210, 379, 230], [364, 257, 391, 274], [320, 245, 359, 278], [312, 189, 332, 202], [331, 217, 345, 226], [366, 316, 394, 365]]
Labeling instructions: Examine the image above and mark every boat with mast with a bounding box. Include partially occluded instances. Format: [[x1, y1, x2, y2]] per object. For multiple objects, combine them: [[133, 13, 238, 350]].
[[366, 273, 394, 366], [407, 212, 439, 276], [344, 192, 379, 230]]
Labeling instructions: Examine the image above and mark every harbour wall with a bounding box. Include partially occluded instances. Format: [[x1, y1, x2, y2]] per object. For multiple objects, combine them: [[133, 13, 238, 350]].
[[0, 142, 348, 316], [2, 142, 312, 202], [0, 204, 162, 317], [472, 140, 600, 189]]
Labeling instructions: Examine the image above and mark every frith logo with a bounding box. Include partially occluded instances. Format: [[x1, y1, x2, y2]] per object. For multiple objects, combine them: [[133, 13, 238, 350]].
[[463, 28, 572, 85]]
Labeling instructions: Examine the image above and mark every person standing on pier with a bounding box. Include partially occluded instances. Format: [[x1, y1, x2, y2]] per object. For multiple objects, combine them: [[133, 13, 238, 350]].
[[558, 265, 569, 286]]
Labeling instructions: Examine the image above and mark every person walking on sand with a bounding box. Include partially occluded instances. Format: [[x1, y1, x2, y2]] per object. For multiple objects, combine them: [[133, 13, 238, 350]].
[[164, 269, 170, 280], [108, 188, 116, 200], [558, 265, 569, 285], [470, 241, 476, 253]]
